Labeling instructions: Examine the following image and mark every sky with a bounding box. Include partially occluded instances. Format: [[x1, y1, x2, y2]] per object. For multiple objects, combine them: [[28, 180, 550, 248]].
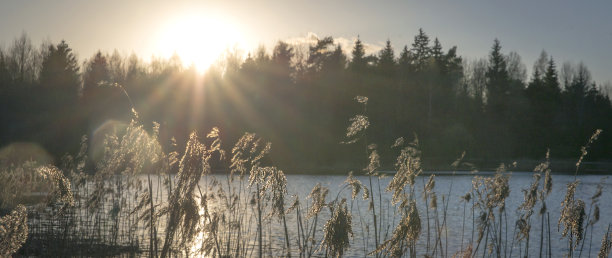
[[1, 0, 611, 83]]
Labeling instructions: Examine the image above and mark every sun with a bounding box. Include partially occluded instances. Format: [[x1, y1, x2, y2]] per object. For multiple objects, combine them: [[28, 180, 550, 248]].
[[157, 14, 243, 73]]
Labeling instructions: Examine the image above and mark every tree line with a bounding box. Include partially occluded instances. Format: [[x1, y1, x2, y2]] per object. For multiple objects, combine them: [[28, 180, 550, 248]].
[[0, 30, 610, 170]]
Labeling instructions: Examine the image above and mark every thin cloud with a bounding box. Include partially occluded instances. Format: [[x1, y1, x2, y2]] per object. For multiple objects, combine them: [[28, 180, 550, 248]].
[[284, 32, 384, 58]]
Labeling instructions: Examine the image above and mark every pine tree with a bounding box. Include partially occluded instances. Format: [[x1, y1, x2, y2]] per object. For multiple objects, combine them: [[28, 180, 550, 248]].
[[39, 40, 80, 92], [255, 45, 271, 68], [543, 58, 560, 95], [567, 62, 591, 98], [377, 39, 396, 76], [307, 36, 334, 75], [485, 39, 509, 111], [444, 46, 463, 79], [125, 53, 144, 84], [83, 51, 110, 91], [432, 38, 443, 61], [525, 55, 562, 155], [411, 28, 431, 71], [482, 39, 515, 159], [526, 52, 549, 102], [108, 50, 126, 84], [398, 45, 411, 70], [82, 51, 113, 130], [529, 69, 543, 90], [441, 46, 463, 109], [329, 45, 347, 71], [349, 36, 367, 72], [272, 41, 295, 84], [38, 40, 82, 156]]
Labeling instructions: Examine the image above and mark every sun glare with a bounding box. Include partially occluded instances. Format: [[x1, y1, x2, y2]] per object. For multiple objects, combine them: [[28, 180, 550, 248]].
[[157, 14, 243, 73]]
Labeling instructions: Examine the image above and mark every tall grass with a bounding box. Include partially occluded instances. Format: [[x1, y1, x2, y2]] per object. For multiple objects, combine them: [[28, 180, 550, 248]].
[[0, 204, 27, 256], [2, 94, 612, 258]]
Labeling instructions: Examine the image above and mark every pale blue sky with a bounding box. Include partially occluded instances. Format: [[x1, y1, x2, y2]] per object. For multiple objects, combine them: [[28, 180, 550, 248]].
[[1, 0, 611, 83]]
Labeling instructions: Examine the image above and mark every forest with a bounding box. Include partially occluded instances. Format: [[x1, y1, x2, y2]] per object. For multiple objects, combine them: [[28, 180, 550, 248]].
[[0, 29, 611, 171]]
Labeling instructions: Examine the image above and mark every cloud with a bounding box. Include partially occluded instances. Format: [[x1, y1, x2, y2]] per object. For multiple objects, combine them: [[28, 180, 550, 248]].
[[284, 32, 321, 46], [333, 37, 384, 56], [283, 32, 384, 58]]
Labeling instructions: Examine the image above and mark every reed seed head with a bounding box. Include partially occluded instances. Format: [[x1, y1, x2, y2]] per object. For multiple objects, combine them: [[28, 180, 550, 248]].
[[0, 205, 28, 257]]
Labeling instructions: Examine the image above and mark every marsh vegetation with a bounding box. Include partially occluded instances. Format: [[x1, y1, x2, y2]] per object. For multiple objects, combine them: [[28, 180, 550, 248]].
[[1, 96, 611, 257]]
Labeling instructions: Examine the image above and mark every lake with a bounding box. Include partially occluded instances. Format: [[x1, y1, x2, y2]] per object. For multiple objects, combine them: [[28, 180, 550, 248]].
[[189, 171, 611, 257], [20, 171, 611, 257]]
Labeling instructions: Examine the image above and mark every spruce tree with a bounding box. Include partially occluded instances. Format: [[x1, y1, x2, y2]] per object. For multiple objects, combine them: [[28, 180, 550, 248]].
[[482, 39, 514, 159], [82, 51, 113, 132], [38, 40, 82, 156], [432, 38, 443, 61], [83, 51, 110, 91], [485, 39, 509, 113], [39, 40, 80, 92], [411, 28, 431, 71], [398, 45, 411, 71], [377, 39, 396, 76], [543, 58, 560, 95], [272, 41, 295, 84], [349, 36, 366, 72]]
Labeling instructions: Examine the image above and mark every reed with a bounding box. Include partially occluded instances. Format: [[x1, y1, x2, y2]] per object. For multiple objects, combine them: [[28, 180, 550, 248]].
[[3, 94, 612, 258]]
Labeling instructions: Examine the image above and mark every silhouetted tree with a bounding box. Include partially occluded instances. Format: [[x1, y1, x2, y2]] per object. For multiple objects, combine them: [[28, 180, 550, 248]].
[[8, 32, 38, 84], [83, 51, 110, 91], [398, 45, 412, 78], [411, 28, 431, 72], [39, 40, 79, 91], [108, 49, 126, 84], [349, 36, 367, 73], [506, 51, 527, 84], [432, 38, 443, 61], [306, 37, 335, 76], [533, 50, 548, 81], [526, 55, 561, 156], [82, 51, 117, 132], [271, 41, 294, 85], [0, 48, 10, 87], [563, 62, 592, 141], [377, 40, 396, 77], [485, 39, 514, 115], [483, 39, 518, 158], [125, 53, 144, 84], [37, 40, 81, 156]]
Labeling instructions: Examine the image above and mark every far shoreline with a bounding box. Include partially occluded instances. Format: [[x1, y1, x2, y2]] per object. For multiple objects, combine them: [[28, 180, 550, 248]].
[[206, 159, 612, 176]]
